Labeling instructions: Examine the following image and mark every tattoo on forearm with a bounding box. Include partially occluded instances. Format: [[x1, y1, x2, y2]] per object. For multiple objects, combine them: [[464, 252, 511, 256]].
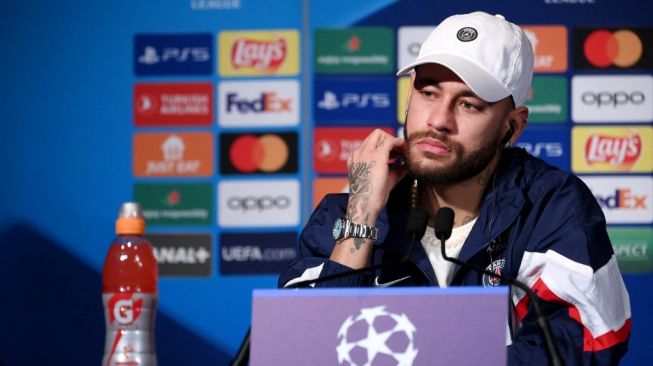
[[347, 162, 375, 223]]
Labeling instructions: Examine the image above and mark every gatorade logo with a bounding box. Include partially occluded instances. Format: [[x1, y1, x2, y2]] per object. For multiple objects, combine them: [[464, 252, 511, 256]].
[[108, 293, 143, 325], [574, 28, 653, 69], [220, 132, 298, 174]]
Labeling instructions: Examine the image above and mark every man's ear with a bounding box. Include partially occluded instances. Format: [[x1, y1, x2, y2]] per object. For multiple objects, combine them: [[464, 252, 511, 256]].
[[505, 106, 529, 146]]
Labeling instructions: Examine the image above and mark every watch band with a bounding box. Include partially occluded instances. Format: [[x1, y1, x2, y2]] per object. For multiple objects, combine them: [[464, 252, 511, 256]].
[[334, 217, 378, 243]]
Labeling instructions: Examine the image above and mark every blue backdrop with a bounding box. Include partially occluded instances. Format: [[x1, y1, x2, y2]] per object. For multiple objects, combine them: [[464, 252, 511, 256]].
[[1, 0, 651, 365]]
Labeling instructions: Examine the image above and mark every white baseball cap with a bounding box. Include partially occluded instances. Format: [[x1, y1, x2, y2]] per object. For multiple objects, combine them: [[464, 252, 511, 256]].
[[397, 11, 534, 107]]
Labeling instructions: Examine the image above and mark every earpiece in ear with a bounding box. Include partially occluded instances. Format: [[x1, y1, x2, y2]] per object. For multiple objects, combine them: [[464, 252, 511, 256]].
[[501, 124, 514, 147]]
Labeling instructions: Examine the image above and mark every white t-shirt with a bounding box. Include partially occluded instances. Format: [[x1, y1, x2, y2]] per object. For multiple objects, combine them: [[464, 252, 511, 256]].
[[421, 218, 477, 287]]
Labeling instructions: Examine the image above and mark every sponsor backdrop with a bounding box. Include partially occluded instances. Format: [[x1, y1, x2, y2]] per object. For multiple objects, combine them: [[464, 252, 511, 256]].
[[0, 0, 651, 364]]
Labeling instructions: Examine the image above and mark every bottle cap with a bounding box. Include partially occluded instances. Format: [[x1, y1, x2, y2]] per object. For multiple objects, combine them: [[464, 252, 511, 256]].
[[115, 202, 146, 235]]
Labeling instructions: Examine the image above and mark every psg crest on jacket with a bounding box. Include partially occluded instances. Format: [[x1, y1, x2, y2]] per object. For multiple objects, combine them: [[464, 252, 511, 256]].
[[483, 258, 505, 287]]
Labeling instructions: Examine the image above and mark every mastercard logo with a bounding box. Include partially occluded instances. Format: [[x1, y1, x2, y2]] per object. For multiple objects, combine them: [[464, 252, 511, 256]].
[[220, 132, 298, 174], [583, 29, 643, 68]]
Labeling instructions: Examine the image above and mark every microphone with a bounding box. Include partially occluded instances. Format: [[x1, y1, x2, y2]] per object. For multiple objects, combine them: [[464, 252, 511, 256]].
[[230, 207, 430, 366], [434, 207, 563, 366]]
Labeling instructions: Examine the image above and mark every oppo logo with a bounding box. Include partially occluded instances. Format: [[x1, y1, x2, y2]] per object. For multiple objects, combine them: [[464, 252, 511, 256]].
[[582, 91, 645, 108], [584, 29, 643, 68], [227, 195, 291, 211]]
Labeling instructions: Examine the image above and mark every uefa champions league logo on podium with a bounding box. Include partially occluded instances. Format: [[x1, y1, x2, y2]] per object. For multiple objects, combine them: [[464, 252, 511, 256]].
[[336, 305, 418, 366]]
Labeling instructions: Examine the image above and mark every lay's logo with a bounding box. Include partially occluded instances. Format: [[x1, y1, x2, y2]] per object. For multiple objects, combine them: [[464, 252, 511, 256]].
[[585, 134, 641, 166], [219, 30, 299, 76], [231, 38, 286, 70], [572, 126, 653, 173]]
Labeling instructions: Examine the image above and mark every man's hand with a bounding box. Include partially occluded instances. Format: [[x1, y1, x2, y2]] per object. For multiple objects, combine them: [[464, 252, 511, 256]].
[[346, 129, 408, 225], [329, 129, 408, 268]]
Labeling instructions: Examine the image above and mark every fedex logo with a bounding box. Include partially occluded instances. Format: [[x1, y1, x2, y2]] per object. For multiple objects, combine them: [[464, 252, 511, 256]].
[[581, 176, 653, 224], [134, 34, 212, 75], [219, 80, 299, 127], [226, 92, 291, 113], [596, 189, 647, 209], [314, 76, 396, 125]]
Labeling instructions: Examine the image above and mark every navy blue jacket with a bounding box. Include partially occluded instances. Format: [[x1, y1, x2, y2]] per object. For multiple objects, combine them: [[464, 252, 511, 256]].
[[279, 148, 631, 365]]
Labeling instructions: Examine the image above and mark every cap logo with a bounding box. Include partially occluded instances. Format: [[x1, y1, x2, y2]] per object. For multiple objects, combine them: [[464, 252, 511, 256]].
[[456, 27, 478, 42]]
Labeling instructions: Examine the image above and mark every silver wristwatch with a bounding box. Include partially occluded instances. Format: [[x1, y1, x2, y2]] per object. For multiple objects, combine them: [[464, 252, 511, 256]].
[[332, 217, 378, 243]]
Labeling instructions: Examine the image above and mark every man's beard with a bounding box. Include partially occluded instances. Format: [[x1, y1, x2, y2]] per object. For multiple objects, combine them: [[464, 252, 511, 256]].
[[404, 130, 501, 186]]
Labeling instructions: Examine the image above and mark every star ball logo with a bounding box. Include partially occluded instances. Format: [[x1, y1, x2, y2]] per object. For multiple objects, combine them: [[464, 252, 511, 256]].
[[336, 305, 418, 366], [574, 28, 653, 69], [220, 132, 297, 174]]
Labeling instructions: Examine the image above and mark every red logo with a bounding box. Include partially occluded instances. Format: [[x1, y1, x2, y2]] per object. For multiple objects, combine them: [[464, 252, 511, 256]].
[[231, 38, 287, 71], [314, 127, 394, 174], [585, 134, 642, 166], [583, 29, 643, 68], [108, 293, 143, 326], [134, 83, 213, 126]]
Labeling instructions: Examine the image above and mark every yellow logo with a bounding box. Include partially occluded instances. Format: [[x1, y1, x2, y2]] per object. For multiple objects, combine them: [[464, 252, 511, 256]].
[[397, 76, 410, 124], [219, 30, 299, 76], [572, 126, 653, 173]]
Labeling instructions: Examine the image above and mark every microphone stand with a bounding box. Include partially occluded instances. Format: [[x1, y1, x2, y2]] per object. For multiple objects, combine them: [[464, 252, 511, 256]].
[[435, 208, 563, 366]]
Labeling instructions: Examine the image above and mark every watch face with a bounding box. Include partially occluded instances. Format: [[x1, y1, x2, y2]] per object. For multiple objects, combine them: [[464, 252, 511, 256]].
[[333, 218, 343, 240]]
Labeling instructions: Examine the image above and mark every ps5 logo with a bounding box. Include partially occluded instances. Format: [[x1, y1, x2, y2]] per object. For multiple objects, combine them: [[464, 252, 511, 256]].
[[317, 91, 390, 110], [138, 45, 210, 65], [516, 142, 564, 158]]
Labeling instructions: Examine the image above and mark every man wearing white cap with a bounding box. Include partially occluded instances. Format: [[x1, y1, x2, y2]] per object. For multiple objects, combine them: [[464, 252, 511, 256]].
[[280, 11, 630, 364]]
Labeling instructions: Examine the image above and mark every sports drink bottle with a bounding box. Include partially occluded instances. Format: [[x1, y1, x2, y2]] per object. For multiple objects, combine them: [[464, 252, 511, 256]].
[[102, 202, 158, 366]]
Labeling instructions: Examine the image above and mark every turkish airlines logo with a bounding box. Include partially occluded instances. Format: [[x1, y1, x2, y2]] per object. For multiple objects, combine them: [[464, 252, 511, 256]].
[[585, 134, 641, 166], [572, 75, 653, 123], [219, 30, 299, 76], [574, 28, 653, 69], [218, 179, 299, 227], [218, 80, 299, 127], [134, 83, 213, 126], [582, 176, 653, 224], [220, 132, 297, 174], [108, 293, 143, 326]]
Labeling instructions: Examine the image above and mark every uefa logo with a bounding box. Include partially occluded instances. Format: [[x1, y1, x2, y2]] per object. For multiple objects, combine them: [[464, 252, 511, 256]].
[[337, 305, 418, 366]]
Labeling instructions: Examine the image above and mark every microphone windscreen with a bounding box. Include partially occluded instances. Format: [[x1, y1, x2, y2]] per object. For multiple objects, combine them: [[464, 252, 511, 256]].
[[406, 207, 429, 239], [434, 207, 454, 240]]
